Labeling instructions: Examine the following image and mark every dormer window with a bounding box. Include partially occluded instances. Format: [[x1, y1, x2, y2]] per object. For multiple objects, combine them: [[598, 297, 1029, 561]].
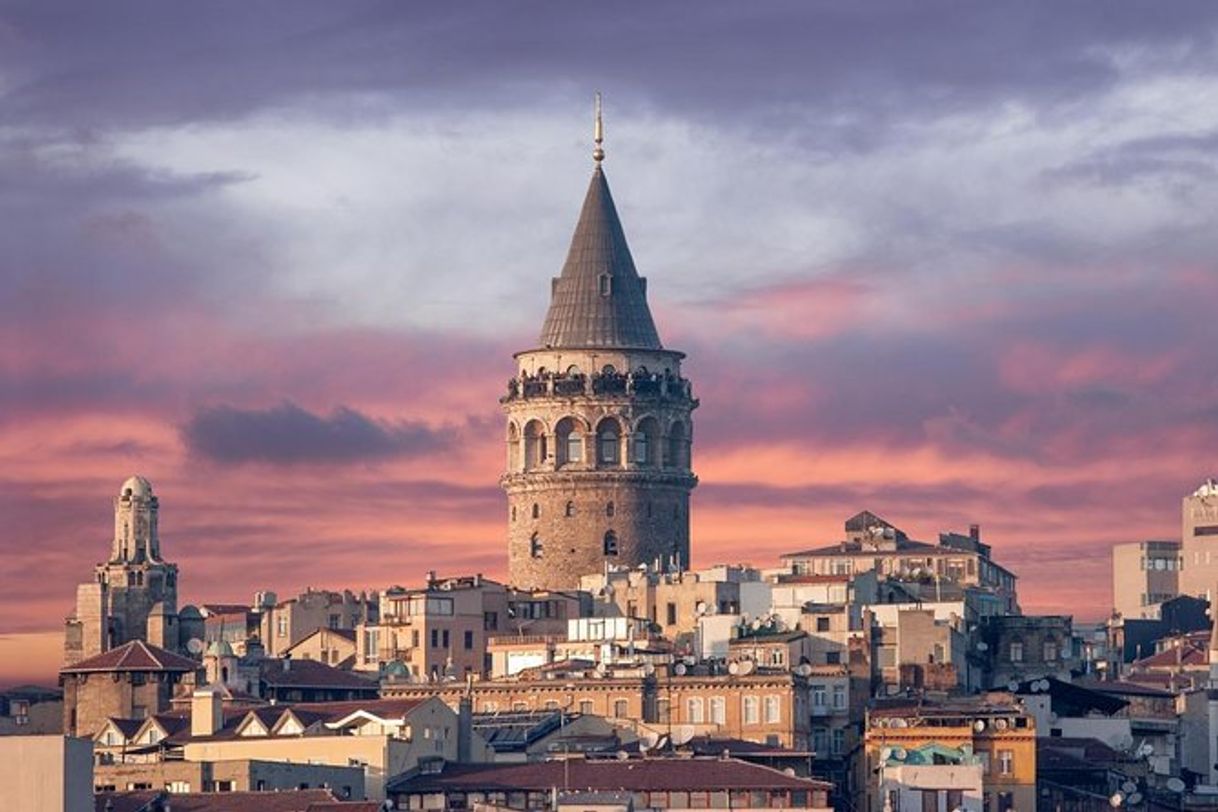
[[599, 274, 611, 296]]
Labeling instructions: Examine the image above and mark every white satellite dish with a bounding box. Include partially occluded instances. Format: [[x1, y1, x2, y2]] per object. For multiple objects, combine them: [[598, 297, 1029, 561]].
[[643, 662, 656, 676], [994, 719, 1008, 731], [596, 662, 609, 676], [796, 663, 813, 677], [1007, 681, 1019, 692], [727, 662, 739, 675], [696, 602, 708, 616], [973, 720, 986, 733], [891, 747, 907, 760], [737, 659, 755, 676], [890, 718, 908, 728], [186, 638, 204, 655], [880, 746, 893, 761], [1167, 777, 1186, 793], [671, 725, 695, 746], [683, 655, 697, 666], [674, 663, 687, 676], [976, 641, 988, 651]]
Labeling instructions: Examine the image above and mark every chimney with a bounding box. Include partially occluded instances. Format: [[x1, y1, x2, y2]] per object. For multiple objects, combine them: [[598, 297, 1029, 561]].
[[191, 688, 223, 737], [282, 654, 291, 672], [457, 693, 473, 763], [427, 570, 437, 586], [969, 524, 981, 542]]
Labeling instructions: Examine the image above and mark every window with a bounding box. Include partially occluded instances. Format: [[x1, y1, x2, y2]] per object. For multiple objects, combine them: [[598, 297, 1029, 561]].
[[687, 697, 705, 723], [603, 531, 618, 556], [764, 695, 780, 723], [606, 501, 615, 518], [565, 501, 575, 518], [710, 697, 726, 725], [946, 790, 963, 810], [633, 432, 649, 464], [464, 630, 474, 650], [599, 274, 611, 296], [167, 781, 191, 793], [997, 749, 1014, 776], [442, 629, 450, 648], [812, 685, 826, 708], [831, 727, 845, 755], [484, 612, 498, 631], [530, 533, 542, 559], [566, 432, 583, 463], [832, 684, 846, 710], [579, 700, 594, 715], [1009, 642, 1023, 662], [1043, 641, 1057, 661], [277, 616, 288, 638], [482, 701, 498, 712], [816, 616, 830, 632], [812, 727, 827, 754], [613, 699, 628, 718], [431, 629, 439, 648], [742, 696, 759, 724], [412, 629, 420, 648], [598, 422, 620, 465], [531, 503, 540, 519], [666, 602, 677, 625]]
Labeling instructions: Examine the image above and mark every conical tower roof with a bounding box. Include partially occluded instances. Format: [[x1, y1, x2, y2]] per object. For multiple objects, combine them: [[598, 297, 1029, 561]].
[[538, 166, 663, 350]]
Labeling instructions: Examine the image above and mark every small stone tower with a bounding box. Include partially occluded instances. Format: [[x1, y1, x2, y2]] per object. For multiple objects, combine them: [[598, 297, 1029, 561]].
[[502, 100, 698, 590], [64, 475, 181, 665]]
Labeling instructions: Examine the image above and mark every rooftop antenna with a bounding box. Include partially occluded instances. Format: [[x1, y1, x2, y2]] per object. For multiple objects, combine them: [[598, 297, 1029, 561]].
[[593, 92, 605, 165]]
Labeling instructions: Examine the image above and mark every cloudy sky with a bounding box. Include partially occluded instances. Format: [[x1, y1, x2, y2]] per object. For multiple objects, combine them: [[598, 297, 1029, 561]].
[[3, 2, 1218, 684]]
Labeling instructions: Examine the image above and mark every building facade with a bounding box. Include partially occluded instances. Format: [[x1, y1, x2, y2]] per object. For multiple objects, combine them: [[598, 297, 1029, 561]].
[[1181, 478, 1218, 600], [502, 125, 697, 590], [1111, 540, 1181, 619]]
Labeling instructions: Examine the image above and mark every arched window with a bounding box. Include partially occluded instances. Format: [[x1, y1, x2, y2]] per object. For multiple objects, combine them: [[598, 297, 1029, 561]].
[[597, 419, 621, 466], [667, 421, 687, 469], [523, 421, 547, 471], [530, 533, 543, 559], [555, 417, 584, 467], [606, 501, 615, 518], [634, 417, 659, 465], [532, 503, 540, 519], [603, 531, 618, 556], [565, 501, 575, 518], [511, 506, 517, 522], [507, 423, 521, 471], [687, 697, 705, 724]]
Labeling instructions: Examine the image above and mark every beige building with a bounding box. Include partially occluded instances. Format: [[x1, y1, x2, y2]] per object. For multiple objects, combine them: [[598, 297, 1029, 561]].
[[1111, 540, 1181, 619], [64, 476, 186, 667], [260, 588, 375, 657], [580, 566, 749, 645], [781, 512, 1018, 614], [283, 626, 357, 669], [1181, 478, 1218, 600], [93, 757, 364, 796], [0, 735, 93, 812], [0, 685, 63, 735], [501, 129, 698, 591]]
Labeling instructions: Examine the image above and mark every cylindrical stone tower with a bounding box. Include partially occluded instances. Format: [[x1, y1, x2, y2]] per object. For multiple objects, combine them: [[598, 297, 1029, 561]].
[[502, 127, 698, 590]]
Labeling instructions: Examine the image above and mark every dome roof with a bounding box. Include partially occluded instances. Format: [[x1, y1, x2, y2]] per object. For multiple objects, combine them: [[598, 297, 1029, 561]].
[[206, 639, 235, 658], [120, 475, 153, 498]]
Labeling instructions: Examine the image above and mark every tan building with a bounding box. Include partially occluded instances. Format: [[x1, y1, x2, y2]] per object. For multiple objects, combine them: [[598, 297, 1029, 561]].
[[488, 616, 671, 678], [93, 756, 364, 796], [0, 735, 93, 812], [863, 697, 1036, 812], [781, 512, 1018, 614], [581, 566, 747, 645], [1111, 540, 1181, 619], [64, 476, 185, 666], [662, 671, 811, 750], [283, 626, 357, 670], [60, 639, 201, 737], [260, 588, 375, 657], [1181, 478, 1218, 600], [0, 685, 63, 735], [501, 123, 698, 591]]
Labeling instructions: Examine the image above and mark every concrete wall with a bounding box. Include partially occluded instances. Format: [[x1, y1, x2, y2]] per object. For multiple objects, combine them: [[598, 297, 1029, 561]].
[[94, 758, 364, 797], [0, 735, 92, 812]]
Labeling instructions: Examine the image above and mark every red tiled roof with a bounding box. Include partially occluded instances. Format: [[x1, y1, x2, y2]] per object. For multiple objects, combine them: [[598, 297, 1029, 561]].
[[1131, 642, 1208, 670], [305, 804, 382, 812], [259, 658, 379, 690], [62, 640, 200, 673], [389, 757, 831, 794], [96, 789, 340, 812]]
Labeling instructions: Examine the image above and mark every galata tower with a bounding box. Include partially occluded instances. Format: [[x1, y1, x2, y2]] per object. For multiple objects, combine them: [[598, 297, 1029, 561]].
[[502, 98, 698, 590]]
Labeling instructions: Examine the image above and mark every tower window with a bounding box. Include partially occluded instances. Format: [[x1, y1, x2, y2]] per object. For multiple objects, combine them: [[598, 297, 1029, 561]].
[[530, 534, 543, 559], [565, 501, 575, 518], [597, 421, 620, 465], [566, 432, 582, 463], [599, 274, 611, 296], [606, 501, 615, 518], [603, 531, 618, 556], [511, 506, 517, 522], [532, 503, 540, 519], [633, 432, 649, 465]]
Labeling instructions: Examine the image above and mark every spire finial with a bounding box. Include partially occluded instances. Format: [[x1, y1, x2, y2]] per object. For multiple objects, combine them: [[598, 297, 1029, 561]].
[[593, 92, 605, 165]]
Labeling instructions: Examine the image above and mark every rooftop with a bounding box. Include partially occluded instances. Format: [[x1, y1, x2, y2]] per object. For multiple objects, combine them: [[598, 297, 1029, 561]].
[[62, 640, 199, 674]]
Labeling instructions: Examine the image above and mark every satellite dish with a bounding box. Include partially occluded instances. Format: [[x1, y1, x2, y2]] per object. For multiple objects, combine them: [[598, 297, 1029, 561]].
[[596, 662, 609, 677], [696, 602, 708, 616], [737, 659, 755, 676], [1128, 793, 1142, 806], [674, 663, 688, 676], [683, 655, 697, 667], [186, 638, 205, 655], [891, 747, 907, 760], [796, 663, 813, 677], [1121, 781, 1137, 794], [1167, 777, 1186, 793], [880, 746, 893, 761], [727, 662, 739, 675], [994, 719, 1009, 731], [643, 662, 656, 676], [1038, 679, 1051, 692], [976, 641, 988, 651], [751, 619, 763, 630], [671, 725, 695, 746], [616, 750, 629, 760], [890, 718, 908, 728], [1109, 792, 1124, 808], [973, 720, 986, 733], [1007, 681, 1019, 692]]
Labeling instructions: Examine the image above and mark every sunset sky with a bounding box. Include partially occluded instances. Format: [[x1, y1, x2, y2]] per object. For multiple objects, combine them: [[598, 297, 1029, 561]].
[[3, 2, 1218, 685]]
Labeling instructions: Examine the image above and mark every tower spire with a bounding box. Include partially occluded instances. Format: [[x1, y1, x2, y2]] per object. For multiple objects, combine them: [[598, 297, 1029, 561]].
[[593, 92, 605, 165]]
